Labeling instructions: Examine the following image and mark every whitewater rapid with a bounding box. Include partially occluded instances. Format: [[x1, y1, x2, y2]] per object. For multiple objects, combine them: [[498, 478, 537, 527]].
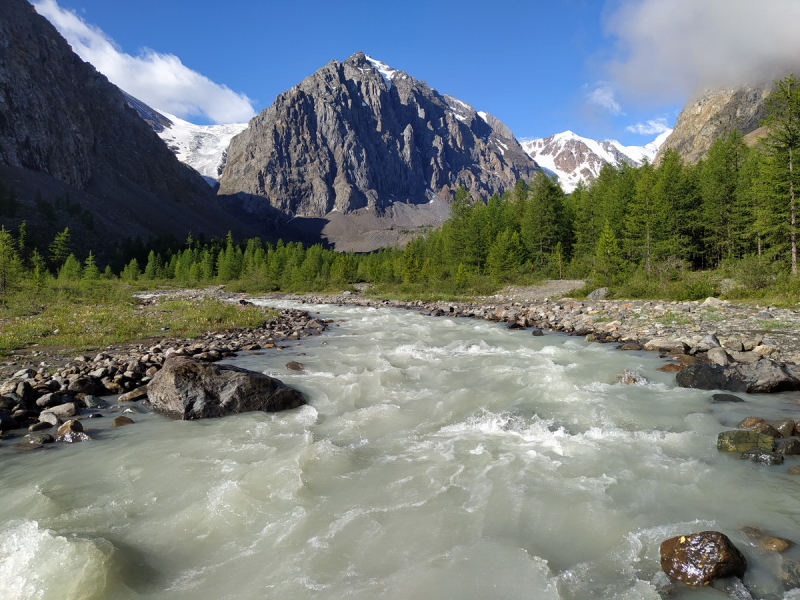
[[2, 301, 800, 599]]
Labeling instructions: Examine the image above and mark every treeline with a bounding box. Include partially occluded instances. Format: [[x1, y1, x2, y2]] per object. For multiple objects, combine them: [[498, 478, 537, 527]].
[[1, 76, 798, 301]]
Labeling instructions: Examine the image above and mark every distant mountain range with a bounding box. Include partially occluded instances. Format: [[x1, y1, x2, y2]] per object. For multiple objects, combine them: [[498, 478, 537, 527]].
[[521, 130, 671, 192]]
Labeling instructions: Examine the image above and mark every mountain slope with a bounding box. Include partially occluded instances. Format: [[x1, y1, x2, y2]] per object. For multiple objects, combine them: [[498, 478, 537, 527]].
[[218, 52, 538, 237], [655, 84, 772, 164], [0, 0, 254, 257], [521, 130, 671, 192]]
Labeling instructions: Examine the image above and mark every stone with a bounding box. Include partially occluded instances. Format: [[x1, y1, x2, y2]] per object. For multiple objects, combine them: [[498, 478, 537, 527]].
[[708, 347, 733, 367], [696, 333, 722, 351], [660, 531, 746, 586], [27, 421, 52, 432], [716, 430, 774, 453], [616, 370, 645, 385], [702, 297, 726, 307], [619, 343, 642, 351], [676, 361, 800, 393], [738, 417, 766, 429], [37, 411, 62, 426], [774, 437, 800, 455], [781, 559, 800, 588], [0, 411, 18, 431], [530, 328, 544, 337], [35, 392, 63, 409], [761, 536, 794, 552], [147, 356, 305, 420], [67, 377, 102, 395], [658, 363, 685, 372], [789, 465, 800, 475], [55, 419, 90, 443], [112, 416, 134, 427], [771, 420, 796, 437], [20, 432, 54, 444], [586, 287, 608, 301], [82, 395, 109, 409], [118, 386, 148, 402], [644, 338, 689, 353], [751, 422, 782, 438], [47, 402, 80, 419], [710, 393, 744, 403], [740, 449, 784, 465], [285, 361, 305, 371]]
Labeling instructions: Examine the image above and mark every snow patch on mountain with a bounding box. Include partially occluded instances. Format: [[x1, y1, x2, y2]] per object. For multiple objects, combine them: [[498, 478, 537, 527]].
[[520, 129, 672, 193], [364, 55, 400, 90], [156, 112, 248, 185]]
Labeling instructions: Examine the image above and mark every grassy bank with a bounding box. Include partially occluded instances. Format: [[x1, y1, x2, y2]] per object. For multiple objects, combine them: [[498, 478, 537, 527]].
[[0, 281, 274, 356]]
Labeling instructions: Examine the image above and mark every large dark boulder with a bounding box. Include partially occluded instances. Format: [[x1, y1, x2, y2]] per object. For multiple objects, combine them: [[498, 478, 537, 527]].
[[148, 357, 305, 420], [660, 531, 747, 586], [676, 361, 800, 393]]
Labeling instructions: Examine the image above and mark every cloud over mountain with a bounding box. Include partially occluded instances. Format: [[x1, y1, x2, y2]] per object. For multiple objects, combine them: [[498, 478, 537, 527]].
[[32, 0, 256, 124]]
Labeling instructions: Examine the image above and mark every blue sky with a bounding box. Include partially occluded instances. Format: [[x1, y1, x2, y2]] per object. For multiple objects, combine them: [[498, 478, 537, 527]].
[[32, 0, 800, 146]]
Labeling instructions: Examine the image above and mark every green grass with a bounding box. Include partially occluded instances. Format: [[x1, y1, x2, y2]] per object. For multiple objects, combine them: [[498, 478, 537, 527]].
[[656, 310, 694, 326], [0, 281, 275, 356], [756, 320, 792, 331]]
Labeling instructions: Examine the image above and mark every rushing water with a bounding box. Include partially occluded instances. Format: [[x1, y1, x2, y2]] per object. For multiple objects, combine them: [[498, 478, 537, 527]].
[[2, 301, 800, 600]]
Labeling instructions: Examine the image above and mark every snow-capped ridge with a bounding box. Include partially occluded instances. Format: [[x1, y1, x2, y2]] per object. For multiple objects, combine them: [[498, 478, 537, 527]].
[[521, 129, 672, 193], [364, 55, 399, 90]]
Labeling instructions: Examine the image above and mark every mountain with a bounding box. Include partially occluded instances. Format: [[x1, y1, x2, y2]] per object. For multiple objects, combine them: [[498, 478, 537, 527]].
[[0, 0, 254, 259], [218, 52, 538, 250], [521, 130, 671, 192], [655, 84, 772, 164]]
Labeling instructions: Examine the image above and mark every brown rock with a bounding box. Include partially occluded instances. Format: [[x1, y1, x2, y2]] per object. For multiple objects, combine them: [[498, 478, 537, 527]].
[[752, 422, 782, 438], [771, 419, 796, 437], [660, 531, 747, 586], [285, 361, 305, 371], [118, 386, 148, 402], [658, 363, 685, 372], [55, 419, 90, 443], [788, 465, 800, 474], [761, 536, 795, 553], [738, 417, 766, 429], [112, 416, 134, 427]]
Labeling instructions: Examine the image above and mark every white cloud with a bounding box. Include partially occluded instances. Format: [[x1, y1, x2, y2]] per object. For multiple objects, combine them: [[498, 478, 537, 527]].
[[586, 82, 623, 115], [605, 0, 800, 101], [626, 118, 670, 135], [32, 0, 256, 124]]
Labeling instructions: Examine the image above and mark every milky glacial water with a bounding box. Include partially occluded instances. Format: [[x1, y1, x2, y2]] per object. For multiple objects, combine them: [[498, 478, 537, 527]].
[[3, 301, 800, 600]]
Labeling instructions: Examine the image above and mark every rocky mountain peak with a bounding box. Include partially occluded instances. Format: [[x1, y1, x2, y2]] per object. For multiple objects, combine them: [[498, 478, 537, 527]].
[[218, 51, 538, 224]]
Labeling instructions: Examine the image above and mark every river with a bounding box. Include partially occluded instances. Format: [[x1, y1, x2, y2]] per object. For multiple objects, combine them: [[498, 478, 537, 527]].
[[2, 300, 800, 599]]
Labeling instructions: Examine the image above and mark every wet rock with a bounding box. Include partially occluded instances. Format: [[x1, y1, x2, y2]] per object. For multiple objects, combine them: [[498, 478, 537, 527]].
[[660, 531, 747, 586], [35, 392, 63, 409], [771, 420, 796, 437], [55, 419, 90, 443], [148, 356, 305, 420], [82, 395, 108, 409], [585, 334, 598, 342], [676, 361, 800, 393], [619, 342, 643, 351], [788, 465, 800, 475], [741, 525, 762, 539], [0, 411, 18, 431], [761, 536, 795, 552], [285, 361, 305, 371], [717, 430, 775, 452], [27, 421, 52, 432], [740, 449, 784, 465], [12, 442, 44, 451], [118, 386, 148, 402], [780, 559, 800, 588], [710, 393, 744, 403], [658, 363, 685, 372], [20, 432, 54, 444], [752, 422, 783, 438], [738, 417, 766, 429], [530, 328, 544, 336], [67, 377, 102, 395], [112, 416, 134, 427], [616, 370, 645, 385], [774, 437, 800, 455]]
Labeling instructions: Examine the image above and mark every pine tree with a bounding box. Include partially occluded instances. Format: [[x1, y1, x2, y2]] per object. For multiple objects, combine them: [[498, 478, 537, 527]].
[[0, 226, 21, 295], [83, 252, 100, 281], [760, 74, 800, 273], [48, 227, 71, 270]]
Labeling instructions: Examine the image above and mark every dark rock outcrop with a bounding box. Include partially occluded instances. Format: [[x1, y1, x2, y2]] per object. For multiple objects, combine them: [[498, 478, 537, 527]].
[[148, 356, 305, 420], [219, 52, 537, 224], [0, 0, 254, 250], [660, 531, 747, 586], [676, 361, 800, 393]]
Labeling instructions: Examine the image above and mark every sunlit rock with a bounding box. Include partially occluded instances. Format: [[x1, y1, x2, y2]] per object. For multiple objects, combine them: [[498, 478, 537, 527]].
[[660, 531, 746, 586]]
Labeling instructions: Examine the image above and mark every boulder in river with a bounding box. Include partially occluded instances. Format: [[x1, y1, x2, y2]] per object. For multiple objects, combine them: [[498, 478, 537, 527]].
[[148, 356, 305, 420], [660, 531, 747, 585], [676, 361, 800, 393], [740, 449, 784, 465], [717, 430, 774, 453]]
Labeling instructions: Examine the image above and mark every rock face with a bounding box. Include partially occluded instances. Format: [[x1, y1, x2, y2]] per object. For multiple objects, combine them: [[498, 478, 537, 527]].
[[0, 0, 253, 249], [660, 531, 747, 586], [219, 52, 537, 221], [148, 356, 305, 420], [655, 84, 772, 164]]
